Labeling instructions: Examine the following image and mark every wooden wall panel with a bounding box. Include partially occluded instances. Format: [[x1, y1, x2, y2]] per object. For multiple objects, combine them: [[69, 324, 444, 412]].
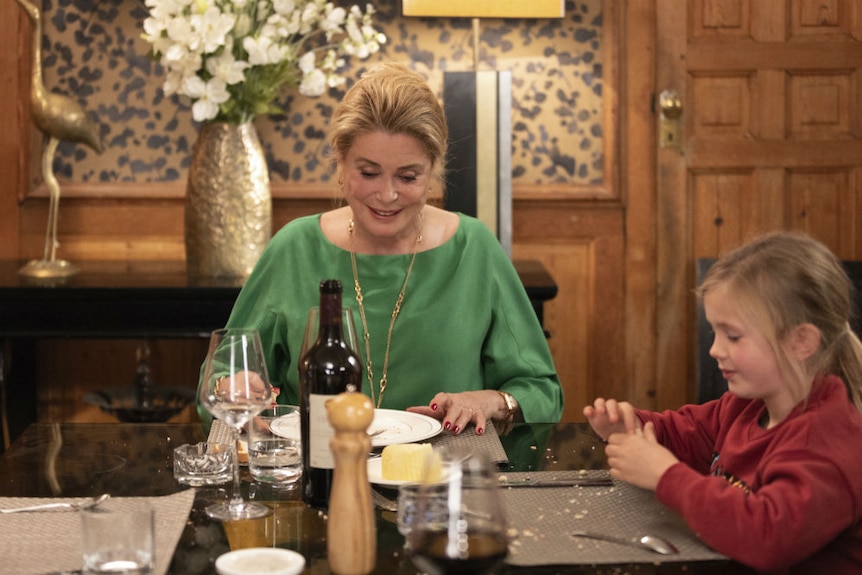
[[692, 166, 862, 260], [621, 0, 658, 411], [0, 2, 25, 259], [788, 72, 854, 139], [514, 202, 625, 420], [691, 74, 752, 137], [513, 242, 591, 423], [36, 338, 208, 424], [789, 168, 861, 257]]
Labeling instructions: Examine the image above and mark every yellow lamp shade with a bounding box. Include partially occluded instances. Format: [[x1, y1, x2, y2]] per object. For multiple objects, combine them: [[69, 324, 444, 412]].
[[402, 0, 564, 19]]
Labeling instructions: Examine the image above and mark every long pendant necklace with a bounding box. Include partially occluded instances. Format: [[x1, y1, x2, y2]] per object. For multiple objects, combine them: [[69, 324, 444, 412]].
[[348, 217, 422, 408]]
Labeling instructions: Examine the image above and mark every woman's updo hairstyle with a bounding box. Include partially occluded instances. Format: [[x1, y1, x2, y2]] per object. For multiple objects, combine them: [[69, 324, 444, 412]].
[[329, 62, 448, 185]]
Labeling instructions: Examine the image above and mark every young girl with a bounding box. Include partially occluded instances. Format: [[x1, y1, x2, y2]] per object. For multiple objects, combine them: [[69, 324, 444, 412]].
[[585, 231, 862, 574]]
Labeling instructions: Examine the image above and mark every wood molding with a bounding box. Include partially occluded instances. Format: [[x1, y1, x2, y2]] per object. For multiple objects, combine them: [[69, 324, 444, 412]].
[[622, 0, 658, 409], [21, 181, 622, 203], [0, 4, 25, 258]]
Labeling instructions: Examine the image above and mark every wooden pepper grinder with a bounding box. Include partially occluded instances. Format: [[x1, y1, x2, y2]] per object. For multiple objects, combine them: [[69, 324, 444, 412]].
[[326, 391, 376, 575]]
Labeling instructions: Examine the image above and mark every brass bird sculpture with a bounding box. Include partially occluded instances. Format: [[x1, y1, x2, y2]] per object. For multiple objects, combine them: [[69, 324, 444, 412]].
[[15, 0, 103, 279]]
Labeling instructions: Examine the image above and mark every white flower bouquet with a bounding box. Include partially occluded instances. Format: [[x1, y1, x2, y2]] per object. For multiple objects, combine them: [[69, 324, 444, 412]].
[[142, 0, 386, 123]]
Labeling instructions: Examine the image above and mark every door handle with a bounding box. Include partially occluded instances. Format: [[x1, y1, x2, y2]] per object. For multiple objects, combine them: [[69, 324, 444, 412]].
[[659, 89, 682, 149]]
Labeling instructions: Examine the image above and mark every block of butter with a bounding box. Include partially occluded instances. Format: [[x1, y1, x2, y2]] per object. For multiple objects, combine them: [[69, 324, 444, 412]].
[[380, 443, 441, 482], [237, 438, 248, 464]]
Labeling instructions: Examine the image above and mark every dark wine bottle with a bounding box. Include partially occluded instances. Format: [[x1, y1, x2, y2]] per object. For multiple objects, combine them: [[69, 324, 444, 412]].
[[299, 279, 362, 509]]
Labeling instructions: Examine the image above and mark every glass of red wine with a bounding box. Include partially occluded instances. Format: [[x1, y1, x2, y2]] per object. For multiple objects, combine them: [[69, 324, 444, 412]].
[[405, 449, 509, 575]]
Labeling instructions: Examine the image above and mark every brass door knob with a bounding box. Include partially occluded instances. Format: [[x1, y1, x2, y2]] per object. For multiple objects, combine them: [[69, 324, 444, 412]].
[[660, 90, 683, 119]]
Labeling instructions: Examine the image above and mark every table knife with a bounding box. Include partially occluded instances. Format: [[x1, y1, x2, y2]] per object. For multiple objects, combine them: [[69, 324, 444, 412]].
[[499, 476, 613, 488]]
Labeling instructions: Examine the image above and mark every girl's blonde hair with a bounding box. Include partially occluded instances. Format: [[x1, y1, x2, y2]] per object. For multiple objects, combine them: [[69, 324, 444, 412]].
[[329, 62, 448, 187], [696, 231, 862, 413]]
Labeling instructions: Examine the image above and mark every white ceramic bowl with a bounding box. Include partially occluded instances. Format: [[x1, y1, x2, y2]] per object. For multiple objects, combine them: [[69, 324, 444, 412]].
[[215, 548, 305, 575]]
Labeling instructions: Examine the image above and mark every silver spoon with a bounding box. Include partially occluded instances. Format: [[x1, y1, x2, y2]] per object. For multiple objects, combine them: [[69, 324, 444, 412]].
[[0, 493, 111, 514], [570, 530, 679, 555]]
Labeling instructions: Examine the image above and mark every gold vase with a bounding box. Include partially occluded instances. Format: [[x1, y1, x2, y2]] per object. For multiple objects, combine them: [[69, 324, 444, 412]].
[[185, 122, 272, 279]]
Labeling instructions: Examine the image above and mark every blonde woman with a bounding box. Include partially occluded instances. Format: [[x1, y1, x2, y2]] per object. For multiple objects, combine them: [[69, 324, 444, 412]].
[[207, 63, 563, 433]]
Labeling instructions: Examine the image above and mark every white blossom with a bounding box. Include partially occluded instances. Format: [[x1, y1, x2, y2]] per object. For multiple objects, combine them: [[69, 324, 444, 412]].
[[192, 7, 236, 53], [183, 76, 231, 122], [142, 0, 386, 123], [297, 51, 317, 74], [299, 68, 326, 96], [206, 50, 248, 85]]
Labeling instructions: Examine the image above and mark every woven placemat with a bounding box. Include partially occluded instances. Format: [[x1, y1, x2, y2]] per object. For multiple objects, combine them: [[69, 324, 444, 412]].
[[501, 471, 727, 566], [208, 419, 234, 445], [428, 421, 507, 464], [0, 490, 196, 575]]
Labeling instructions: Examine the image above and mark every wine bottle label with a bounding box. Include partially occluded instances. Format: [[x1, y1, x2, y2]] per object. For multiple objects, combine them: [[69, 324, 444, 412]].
[[309, 393, 336, 469]]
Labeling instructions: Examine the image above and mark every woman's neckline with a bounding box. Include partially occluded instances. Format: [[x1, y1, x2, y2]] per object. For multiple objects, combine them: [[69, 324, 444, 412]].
[[317, 206, 461, 256]]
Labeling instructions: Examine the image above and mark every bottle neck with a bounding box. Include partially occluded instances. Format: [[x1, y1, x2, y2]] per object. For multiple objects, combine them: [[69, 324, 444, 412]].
[[319, 291, 344, 342]]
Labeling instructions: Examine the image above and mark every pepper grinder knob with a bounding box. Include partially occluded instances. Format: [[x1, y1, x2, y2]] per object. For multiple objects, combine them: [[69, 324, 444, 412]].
[[326, 392, 376, 575]]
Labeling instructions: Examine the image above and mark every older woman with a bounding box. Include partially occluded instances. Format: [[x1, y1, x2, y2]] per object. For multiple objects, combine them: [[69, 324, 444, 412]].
[[210, 62, 563, 433]]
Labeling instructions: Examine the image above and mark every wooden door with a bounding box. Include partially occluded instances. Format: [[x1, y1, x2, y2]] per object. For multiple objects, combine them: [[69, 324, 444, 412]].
[[655, 0, 862, 408]]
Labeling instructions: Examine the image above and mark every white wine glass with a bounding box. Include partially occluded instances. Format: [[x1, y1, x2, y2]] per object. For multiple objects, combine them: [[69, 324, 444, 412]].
[[199, 328, 273, 520], [405, 450, 509, 575]]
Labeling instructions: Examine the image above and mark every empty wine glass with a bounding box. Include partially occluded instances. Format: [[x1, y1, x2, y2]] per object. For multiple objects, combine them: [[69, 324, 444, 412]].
[[405, 449, 509, 575], [300, 306, 361, 364], [199, 328, 273, 520]]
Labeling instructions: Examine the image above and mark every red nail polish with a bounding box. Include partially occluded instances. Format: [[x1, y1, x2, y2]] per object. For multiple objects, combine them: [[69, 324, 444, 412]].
[[431, 403, 438, 411], [452, 426, 459, 433], [476, 428, 484, 435], [444, 421, 451, 430]]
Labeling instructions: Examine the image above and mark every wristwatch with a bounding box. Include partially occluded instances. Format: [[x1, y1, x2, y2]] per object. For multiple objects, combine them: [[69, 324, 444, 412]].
[[498, 391, 518, 421]]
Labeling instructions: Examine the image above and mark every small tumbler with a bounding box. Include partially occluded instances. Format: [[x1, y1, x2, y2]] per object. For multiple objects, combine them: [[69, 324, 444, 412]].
[[248, 405, 302, 486]]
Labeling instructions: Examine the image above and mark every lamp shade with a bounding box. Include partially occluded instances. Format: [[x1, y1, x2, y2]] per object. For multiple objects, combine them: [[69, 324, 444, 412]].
[[402, 0, 564, 19]]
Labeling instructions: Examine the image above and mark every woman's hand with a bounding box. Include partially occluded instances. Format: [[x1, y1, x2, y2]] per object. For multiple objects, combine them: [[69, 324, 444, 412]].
[[216, 371, 273, 404], [583, 397, 640, 440], [604, 422, 678, 490], [407, 390, 508, 435]]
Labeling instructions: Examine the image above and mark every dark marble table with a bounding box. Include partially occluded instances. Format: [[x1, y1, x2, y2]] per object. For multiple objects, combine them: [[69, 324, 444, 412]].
[[0, 421, 755, 575]]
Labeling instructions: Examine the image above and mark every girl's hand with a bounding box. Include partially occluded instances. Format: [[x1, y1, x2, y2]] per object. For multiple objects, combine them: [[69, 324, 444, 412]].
[[407, 390, 506, 436], [583, 397, 640, 440], [604, 422, 678, 490]]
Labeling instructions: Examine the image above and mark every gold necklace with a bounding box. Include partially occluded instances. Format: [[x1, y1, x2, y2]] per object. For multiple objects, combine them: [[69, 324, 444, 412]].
[[348, 217, 422, 408]]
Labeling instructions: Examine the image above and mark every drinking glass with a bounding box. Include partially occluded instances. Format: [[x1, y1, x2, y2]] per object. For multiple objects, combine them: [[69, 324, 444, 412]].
[[405, 450, 509, 575], [199, 328, 273, 520], [300, 306, 361, 363], [80, 499, 154, 575], [248, 404, 302, 486]]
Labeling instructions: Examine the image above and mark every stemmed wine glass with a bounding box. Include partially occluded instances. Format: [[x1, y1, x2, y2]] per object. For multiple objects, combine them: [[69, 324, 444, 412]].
[[405, 449, 509, 575], [199, 328, 273, 520], [300, 306, 361, 363]]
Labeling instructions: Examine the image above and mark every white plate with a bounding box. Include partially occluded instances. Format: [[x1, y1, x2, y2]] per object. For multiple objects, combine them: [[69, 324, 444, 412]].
[[215, 548, 305, 575], [367, 457, 408, 487], [270, 408, 442, 447], [366, 457, 452, 487]]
